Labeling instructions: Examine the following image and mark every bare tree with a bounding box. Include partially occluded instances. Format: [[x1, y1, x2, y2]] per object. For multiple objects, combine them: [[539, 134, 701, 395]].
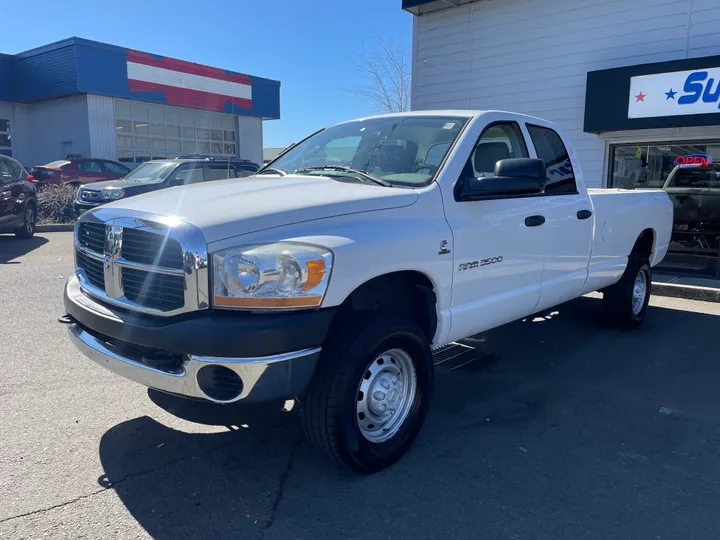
[[349, 33, 411, 113]]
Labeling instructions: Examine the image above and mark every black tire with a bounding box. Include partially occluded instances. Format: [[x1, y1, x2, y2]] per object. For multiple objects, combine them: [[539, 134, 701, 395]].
[[602, 257, 651, 329], [15, 202, 36, 239], [302, 314, 434, 473]]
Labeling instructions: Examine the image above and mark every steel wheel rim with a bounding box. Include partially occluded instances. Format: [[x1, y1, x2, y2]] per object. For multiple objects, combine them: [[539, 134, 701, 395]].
[[26, 207, 34, 233], [632, 268, 647, 315], [356, 348, 417, 444]]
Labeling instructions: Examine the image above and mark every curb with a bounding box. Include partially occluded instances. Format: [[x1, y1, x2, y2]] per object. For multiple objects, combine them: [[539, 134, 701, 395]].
[[36, 224, 75, 232], [651, 281, 720, 303]]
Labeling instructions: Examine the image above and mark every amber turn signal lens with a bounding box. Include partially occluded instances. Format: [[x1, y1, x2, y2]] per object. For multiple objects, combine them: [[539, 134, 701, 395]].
[[303, 259, 326, 291]]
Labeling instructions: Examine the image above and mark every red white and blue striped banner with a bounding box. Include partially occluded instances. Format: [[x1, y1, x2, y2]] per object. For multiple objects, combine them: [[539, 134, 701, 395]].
[[126, 50, 252, 112]]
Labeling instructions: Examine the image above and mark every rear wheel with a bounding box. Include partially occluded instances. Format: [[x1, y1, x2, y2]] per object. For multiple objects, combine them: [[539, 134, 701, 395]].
[[15, 203, 36, 238], [602, 257, 651, 329], [302, 315, 433, 473]]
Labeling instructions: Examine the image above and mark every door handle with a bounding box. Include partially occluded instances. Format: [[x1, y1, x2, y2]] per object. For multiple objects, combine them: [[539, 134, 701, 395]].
[[577, 209, 593, 220], [525, 215, 545, 227]]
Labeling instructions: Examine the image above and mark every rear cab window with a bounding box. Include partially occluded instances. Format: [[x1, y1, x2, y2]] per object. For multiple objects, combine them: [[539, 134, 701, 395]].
[[527, 124, 577, 195], [668, 167, 720, 188]]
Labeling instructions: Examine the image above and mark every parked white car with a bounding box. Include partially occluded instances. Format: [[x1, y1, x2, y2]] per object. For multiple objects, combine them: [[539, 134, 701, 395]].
[[62, 111, 673, 472]]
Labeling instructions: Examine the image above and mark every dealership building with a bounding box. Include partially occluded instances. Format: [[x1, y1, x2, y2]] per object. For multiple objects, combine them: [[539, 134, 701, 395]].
[[404, 0, 720, 279], [0, 37, 280, 168]]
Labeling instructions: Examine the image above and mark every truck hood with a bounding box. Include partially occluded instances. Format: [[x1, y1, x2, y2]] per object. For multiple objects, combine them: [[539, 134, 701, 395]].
[[103, 175, 419, 243]]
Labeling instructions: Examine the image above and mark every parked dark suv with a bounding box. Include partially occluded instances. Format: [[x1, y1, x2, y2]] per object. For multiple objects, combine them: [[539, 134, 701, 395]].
[[0, 155, 37, 238], [74, 158, 257, 216]]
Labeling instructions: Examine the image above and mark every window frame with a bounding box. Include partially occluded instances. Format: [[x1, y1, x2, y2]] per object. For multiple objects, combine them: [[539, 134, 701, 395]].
[[525, 123, 578, 196]]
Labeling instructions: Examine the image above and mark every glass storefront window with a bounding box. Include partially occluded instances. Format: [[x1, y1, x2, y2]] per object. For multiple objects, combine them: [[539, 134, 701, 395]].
[[610, 141, 720, 279], [610, 142, 720, 189]]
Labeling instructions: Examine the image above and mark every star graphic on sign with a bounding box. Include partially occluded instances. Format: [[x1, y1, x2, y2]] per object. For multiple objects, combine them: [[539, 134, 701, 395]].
[[665, 88, 677, 100], [635, 91, 647, 102]]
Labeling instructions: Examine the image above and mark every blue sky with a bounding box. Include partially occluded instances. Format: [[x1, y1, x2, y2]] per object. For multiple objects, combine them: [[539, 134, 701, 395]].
[[3, 0, 413, 148]]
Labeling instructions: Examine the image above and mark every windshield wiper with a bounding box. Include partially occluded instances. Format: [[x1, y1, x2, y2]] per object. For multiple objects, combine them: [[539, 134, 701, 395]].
[[257, 167, 288, 176], [296, 166, 392, 187]]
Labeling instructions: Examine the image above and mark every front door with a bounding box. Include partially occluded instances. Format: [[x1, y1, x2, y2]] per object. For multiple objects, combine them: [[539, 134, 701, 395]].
[[442, 121, 548, 343], [525, 123, 593, 312]]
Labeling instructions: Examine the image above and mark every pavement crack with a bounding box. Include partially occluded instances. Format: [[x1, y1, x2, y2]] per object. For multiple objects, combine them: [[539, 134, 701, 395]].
[[261, 441, 297, 532], [0, 488, 106, 524]]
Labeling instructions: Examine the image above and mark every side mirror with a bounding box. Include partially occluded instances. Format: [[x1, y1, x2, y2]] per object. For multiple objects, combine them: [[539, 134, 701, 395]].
[[169, 177, 184, 187], [456, 158, 546, 201]]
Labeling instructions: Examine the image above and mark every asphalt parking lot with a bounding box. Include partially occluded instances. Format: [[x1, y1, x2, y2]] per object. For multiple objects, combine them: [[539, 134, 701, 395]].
[[2, 232, 720, 540]]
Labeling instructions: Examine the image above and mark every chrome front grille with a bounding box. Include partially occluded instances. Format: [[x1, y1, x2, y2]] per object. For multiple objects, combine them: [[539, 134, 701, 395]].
[[77, 222, 105, 252], [121, 228, 185, 268], [122, 268, 185, 311], [74, 210, 209, 316], [76, 249, 104, 290]]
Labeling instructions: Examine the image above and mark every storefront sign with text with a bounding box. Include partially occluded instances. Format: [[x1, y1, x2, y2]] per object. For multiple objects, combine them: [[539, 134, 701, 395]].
[[628, 67, 720, 119]]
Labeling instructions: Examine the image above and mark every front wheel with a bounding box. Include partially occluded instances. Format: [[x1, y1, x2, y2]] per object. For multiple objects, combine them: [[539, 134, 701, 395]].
[[15, 203, 36, 238], [302, 315, 433, 473], [602, 257, 651, 329]]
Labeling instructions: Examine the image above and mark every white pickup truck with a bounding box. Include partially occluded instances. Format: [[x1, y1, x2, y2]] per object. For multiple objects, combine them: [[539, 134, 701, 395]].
[[63, 111, 673, 472]]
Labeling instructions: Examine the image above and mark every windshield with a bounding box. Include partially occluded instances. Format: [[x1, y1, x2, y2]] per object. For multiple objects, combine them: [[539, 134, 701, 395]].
[[123, 161, 178, 183], [268, 115, 469, 186], [668, 167, 720, 188]]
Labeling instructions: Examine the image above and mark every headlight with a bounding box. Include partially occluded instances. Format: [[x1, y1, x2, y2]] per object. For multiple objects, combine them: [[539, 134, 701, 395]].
[[212, 243, 333, 310], [102, 188, 125, 200]]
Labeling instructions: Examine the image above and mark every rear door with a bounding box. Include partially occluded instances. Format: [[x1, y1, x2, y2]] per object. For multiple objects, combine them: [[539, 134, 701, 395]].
[[526, 123, 593, 312], [442, 120, 548, 343]]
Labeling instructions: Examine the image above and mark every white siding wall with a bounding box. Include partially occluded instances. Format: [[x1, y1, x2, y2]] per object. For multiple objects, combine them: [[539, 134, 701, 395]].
[[87, 95, 117, 160], [412, 0, 720, 187], [237, 116, 263, 166], [24, 95, 90, 166], [0, 101, 30, 165]]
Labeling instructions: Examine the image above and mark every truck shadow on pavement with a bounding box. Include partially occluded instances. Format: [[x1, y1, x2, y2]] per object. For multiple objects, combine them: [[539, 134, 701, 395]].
[[98, 296, 720, 540], [0, 235, 48, 264]]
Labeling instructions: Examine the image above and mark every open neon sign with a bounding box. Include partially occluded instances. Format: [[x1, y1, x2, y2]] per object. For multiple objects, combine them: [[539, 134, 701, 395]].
[[675, 154, 713, 167]]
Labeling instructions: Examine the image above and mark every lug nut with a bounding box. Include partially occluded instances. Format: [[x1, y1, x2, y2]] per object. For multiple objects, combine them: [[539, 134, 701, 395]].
[[380, 380, 390, 390], [379, 403, 387, 412], [392, 376, 398, 384], [373, 391, 386, 401]]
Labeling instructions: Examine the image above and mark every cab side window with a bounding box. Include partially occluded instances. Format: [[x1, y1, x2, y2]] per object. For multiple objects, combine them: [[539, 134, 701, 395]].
[[463, 122, 529, 179], [527, 124, 577, 195]]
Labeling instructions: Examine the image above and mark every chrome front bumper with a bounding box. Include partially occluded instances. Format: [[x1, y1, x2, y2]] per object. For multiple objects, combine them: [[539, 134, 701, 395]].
[[68, 323, 321, 403]]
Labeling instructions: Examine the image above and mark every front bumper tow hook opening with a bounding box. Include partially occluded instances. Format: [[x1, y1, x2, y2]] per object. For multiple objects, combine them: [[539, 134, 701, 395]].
[[58, 314, 76, 325]]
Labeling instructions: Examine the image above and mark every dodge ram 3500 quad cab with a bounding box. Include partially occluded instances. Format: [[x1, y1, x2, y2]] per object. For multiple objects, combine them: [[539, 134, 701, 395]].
[[62, 111, 673, 473]]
